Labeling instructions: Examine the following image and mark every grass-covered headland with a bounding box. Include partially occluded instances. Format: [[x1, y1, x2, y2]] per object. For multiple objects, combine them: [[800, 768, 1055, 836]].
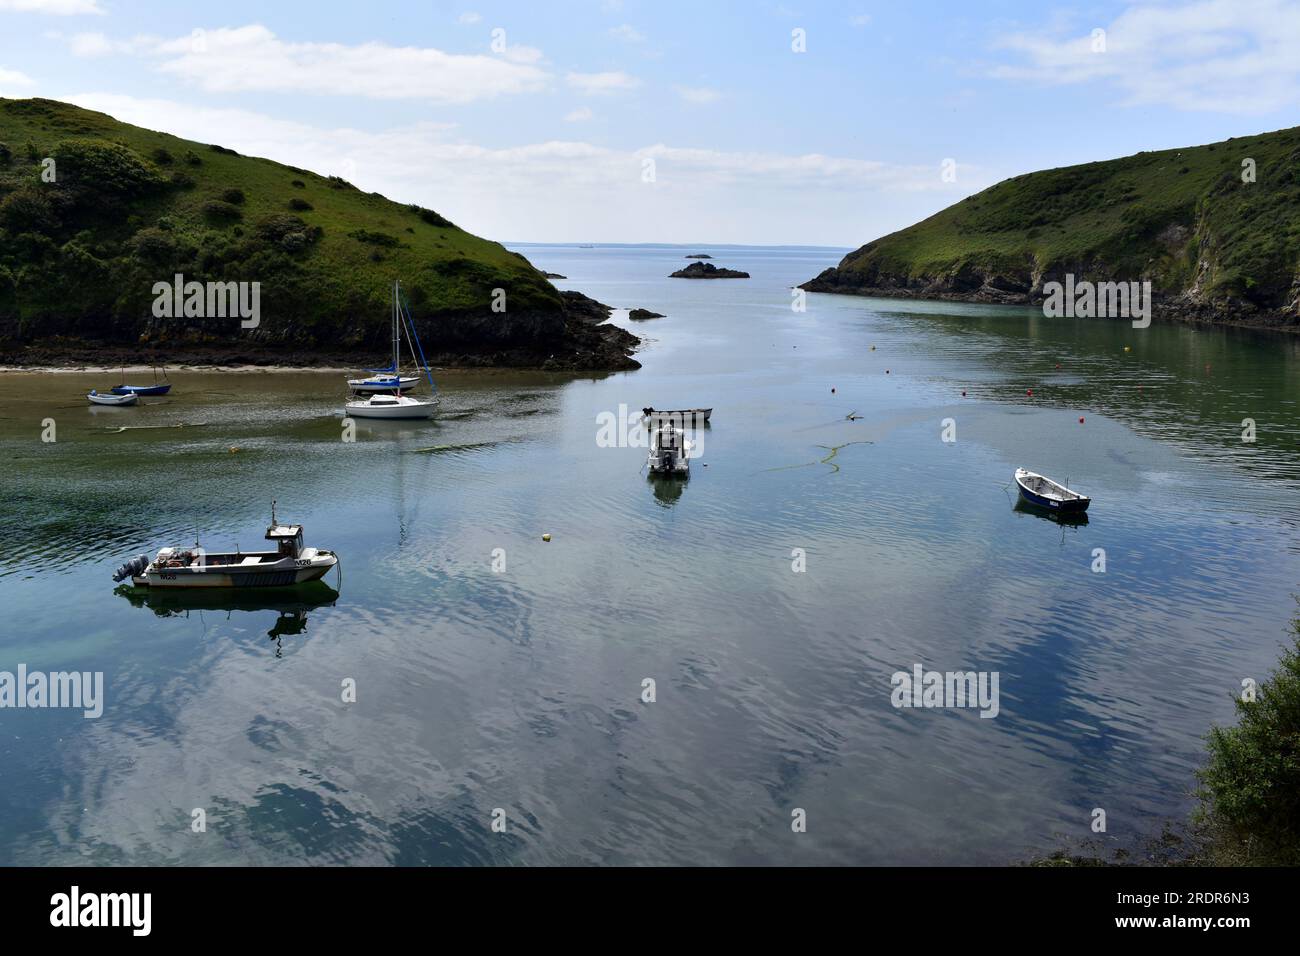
[[804, 127, 1300, 330], [0, 98, 638, 369]]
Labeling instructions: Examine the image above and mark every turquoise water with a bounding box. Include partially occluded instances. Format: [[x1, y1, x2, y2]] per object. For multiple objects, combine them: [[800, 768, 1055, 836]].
[[0, 244, 1296, 864]]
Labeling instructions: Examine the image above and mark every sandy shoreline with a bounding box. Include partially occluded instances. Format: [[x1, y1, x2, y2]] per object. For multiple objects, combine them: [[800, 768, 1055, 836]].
[[0, 364, 356, 374]]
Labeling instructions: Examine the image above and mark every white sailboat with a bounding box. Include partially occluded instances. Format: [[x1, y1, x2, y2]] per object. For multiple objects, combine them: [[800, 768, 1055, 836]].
[[345, 282, 437, 420]]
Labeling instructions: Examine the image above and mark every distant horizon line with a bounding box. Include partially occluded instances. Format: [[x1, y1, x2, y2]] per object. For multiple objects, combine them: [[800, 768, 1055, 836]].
[[506, 241, 855, 250]]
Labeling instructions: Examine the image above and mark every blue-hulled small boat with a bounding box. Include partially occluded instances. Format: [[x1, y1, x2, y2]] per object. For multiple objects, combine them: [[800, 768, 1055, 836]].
[[111, 383, 172, 396], [111, 364, 171, 396], [1014, 468, 1090, 513]]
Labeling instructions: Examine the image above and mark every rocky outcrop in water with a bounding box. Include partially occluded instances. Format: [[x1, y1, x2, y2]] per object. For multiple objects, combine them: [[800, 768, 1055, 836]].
[[670, 262, 749, 279]]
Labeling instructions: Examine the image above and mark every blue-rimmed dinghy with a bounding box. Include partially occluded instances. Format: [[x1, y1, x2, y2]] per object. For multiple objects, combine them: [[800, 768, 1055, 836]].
[[1014, 467, 1090, 514], [111, 364, 171, 396], [110, 383, 171, 396]]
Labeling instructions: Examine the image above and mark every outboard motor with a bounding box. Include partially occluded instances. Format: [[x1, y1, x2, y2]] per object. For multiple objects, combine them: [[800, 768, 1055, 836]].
[[112, 554, 151, 584]]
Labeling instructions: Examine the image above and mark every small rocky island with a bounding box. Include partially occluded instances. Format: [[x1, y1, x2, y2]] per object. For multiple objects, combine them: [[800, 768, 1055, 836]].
[[628, 309, 666, 320], [670, 261, 749, 279], [684, 254, 712, 259]]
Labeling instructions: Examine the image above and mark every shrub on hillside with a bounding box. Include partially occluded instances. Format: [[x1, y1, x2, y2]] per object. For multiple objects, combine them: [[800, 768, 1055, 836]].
[[151, 148, 174, 165], [0, 143, 10, 167], [348, 229, 399, 248], [291, 179, 305, 188], [327, 175, 355, 190], [129, 227, 177, 265], [255, 213, 309, 243], [50, 140, 166, 198], [1196, 606, 1300, 864], [0, 187, 59, 235], [202, 200, 243, 223], [410, 204, 454, 229], [221, 188, 246, 205], [288, 197, 313, 211]]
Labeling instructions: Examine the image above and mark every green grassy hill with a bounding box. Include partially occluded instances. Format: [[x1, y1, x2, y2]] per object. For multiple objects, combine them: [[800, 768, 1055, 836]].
[[803, 127, 1300, 329], [0, 98, 637, 368]]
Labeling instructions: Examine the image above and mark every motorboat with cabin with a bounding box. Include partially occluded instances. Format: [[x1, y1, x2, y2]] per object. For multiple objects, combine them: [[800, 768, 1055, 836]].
[[647, 422, 691, 476], [112, 502, 338, 588]]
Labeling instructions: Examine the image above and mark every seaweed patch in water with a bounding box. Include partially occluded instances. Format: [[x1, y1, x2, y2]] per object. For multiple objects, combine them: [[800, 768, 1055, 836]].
[[762, 440, 873, 475]]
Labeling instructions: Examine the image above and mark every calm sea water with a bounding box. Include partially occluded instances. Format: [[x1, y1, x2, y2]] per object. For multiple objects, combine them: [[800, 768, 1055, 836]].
[[0, 244, 1296, 865]]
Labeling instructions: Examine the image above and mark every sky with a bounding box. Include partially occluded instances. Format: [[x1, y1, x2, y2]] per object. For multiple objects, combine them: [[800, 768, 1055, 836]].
[[1, 0, 1298, 246]]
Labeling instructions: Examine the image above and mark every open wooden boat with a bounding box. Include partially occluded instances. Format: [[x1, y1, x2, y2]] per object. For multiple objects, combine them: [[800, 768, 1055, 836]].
[[88, 390, 138, 406], [1014, 468, 1090, 513], [642, 406, 712, 425]]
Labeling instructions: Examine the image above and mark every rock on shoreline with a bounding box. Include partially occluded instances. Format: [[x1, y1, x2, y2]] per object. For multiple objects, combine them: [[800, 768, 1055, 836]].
[[799, 269, 1300, 332], [628, 309, 666, 320], [0, 289, 643, 372]]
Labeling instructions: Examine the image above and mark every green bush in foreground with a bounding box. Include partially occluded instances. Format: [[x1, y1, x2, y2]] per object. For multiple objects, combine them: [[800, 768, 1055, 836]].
[[1196, 604, 1300, 865]]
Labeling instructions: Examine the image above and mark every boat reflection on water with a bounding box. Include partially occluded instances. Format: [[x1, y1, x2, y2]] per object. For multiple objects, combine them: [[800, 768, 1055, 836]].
[[648, 473, 688, 507], [114, 581, 340, 654], [1013, 497, 1090, 527]]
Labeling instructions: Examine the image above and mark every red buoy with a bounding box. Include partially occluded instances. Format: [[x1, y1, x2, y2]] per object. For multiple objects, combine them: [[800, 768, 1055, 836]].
[[1079, 417, 1085, 424], [1026, 388, 1033, 396]]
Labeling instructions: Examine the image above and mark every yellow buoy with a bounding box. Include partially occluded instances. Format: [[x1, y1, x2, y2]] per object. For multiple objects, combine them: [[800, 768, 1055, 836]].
[[542, 533, 551, 542], [228, 446, 240, 453]]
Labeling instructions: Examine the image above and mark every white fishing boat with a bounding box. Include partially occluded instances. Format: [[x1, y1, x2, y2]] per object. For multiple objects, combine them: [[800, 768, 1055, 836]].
[[647, 423, 691, 476], [344, 281, 437, 420], [87, 390, 138, 406], [111, 502, 338, 589]]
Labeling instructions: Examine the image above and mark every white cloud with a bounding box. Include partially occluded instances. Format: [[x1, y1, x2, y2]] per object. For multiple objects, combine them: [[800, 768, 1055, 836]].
[[674, 85, 722, 104], [564, 106, 594, 122], [849, 14, 872, 27], [0, 0, 103, 13], [609, 24, 645, 42], [457, 12, 481, 25], [0, 65, 37, 94], [566, 70, 640, 94], [992, 0, 1300, 113], [60, 92, 980, 244], [104, 24, 553, 103]]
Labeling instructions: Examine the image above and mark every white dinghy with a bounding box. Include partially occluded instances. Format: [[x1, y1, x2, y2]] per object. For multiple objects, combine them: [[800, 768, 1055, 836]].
[[87, 389, 138, 406]]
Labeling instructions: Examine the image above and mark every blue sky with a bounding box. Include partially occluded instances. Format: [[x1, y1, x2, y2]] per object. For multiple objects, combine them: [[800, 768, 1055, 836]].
[[1, 0, 1297, 245]]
